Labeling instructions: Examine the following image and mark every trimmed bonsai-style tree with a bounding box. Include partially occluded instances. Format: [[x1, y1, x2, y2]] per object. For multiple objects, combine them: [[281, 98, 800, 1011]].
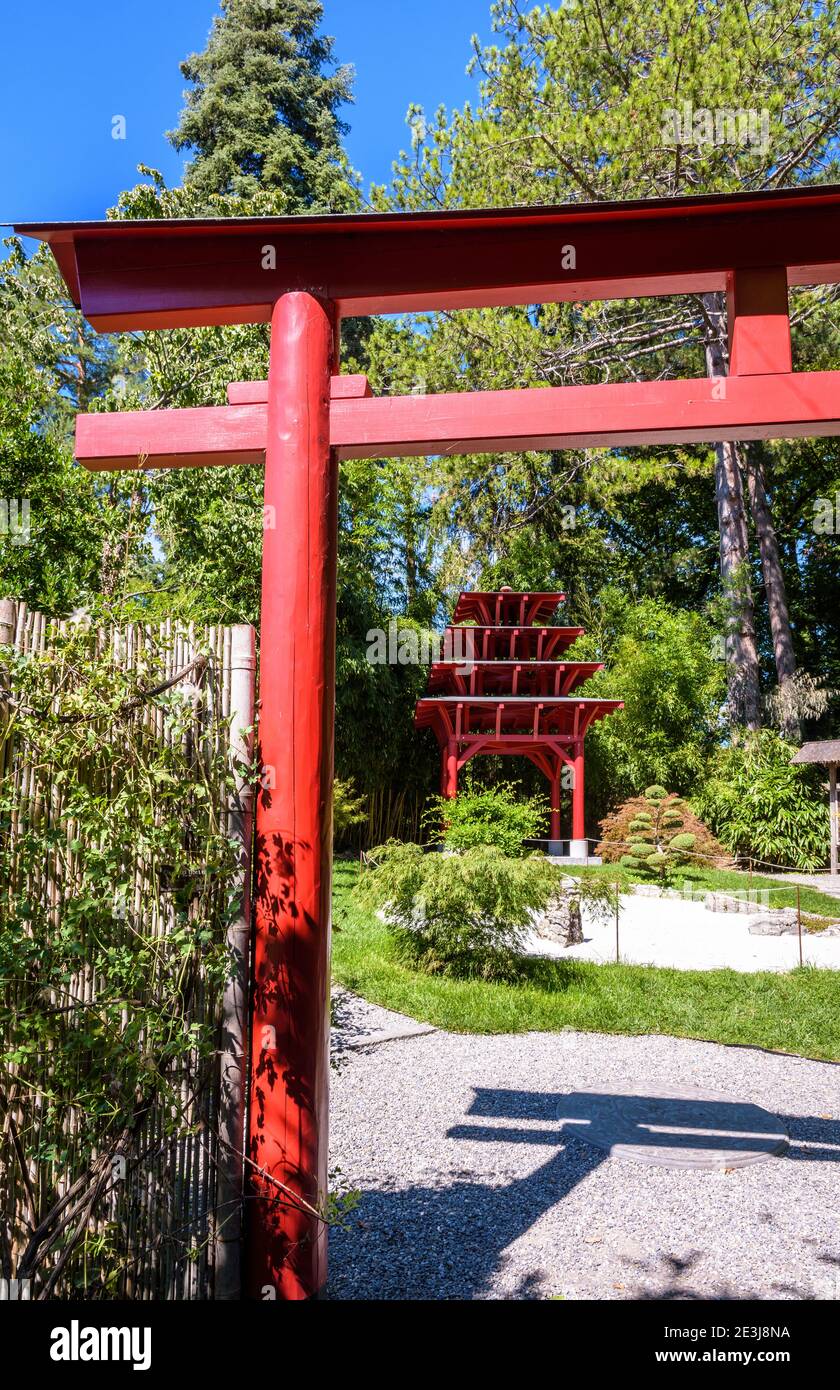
[[597, 785, 727, 883]]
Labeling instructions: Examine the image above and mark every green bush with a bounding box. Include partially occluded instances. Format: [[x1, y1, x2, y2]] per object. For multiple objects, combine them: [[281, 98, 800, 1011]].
[[424, 782, 548, 856], [692, 731, 828, 871], [333, 777, 367, 838], [355, 841, 559, 979]]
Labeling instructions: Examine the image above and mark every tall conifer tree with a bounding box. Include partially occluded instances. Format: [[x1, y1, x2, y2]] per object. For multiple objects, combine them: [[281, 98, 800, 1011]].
[[168, 0, 357, 211]]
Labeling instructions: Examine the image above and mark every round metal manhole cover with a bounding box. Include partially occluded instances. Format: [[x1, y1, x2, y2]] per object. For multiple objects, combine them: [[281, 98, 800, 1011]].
[[560, 1087, 789, 1170]]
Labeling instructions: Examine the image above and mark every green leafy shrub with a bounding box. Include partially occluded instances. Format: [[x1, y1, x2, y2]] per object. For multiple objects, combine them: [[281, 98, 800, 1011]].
[[333, 777, 367, 838], [692, 731, 828, 871], [424, 782, 548, 856], [356, 841, 559, 979], [569, 591, 727, 809], [0, 613, 242, 1292]]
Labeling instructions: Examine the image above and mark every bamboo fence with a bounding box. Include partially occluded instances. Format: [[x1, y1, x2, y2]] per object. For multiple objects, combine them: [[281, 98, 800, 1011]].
[[0, 600, 254, 1300]]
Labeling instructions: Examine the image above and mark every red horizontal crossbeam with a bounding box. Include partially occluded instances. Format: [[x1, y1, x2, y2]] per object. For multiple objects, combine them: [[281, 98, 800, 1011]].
[[331, 371, 840, 457], [75, 370, 840, 471], [16, 184, 840, 329]]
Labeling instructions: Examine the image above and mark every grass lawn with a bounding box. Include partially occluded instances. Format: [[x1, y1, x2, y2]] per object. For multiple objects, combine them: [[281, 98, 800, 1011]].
[[331, 861, 840, 1062]]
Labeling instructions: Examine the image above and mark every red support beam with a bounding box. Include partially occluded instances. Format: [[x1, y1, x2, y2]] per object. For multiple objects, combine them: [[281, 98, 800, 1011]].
[[572, 746, 585, 844], [329, 371, 840, 458], [227, 374, 372, 404], [727, 267, 792, 377], [75, 402, 267, 472], [445, 739, 458, 798], [75, 369, 840, 472], [247, 292, 337, 1301]]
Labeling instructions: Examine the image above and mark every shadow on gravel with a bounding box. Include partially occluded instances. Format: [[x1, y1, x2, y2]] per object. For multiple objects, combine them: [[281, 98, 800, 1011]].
[[328, 1089, 840, 1300]]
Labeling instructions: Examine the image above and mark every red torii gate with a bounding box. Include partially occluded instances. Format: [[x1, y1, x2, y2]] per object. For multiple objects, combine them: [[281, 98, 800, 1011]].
[[16, 182, 840, 1300]]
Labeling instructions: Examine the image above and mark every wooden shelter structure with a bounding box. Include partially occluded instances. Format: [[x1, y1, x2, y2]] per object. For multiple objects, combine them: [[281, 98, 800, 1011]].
[[791, 741, 840, 874], [416, 588, 622, 854], [15, 180, 840, 1299]]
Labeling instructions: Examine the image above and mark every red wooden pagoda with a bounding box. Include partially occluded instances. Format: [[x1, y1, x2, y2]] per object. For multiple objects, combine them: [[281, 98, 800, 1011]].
[[416, 588, 622, 856]]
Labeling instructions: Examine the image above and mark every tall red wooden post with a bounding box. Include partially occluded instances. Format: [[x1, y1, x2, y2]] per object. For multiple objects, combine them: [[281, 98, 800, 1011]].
[[445, 738, 459, 799], [549, 765, 562, 843], [247, 292, 337, 1300], [572, 745, 586, 851]]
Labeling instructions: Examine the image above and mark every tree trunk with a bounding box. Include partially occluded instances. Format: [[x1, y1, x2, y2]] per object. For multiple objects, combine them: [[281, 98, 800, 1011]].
[[743, 443, 798, 733], [701, 292, 762, 729]]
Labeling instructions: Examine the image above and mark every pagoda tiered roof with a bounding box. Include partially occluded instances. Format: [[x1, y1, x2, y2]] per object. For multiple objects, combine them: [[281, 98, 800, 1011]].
[[416, 587, 622, 842], [426, 660, 603, 698], [443, 624, 583, 661], [451, 590, 565, 626], [415, 695, 623, 744], [418, 587, 621, 742]]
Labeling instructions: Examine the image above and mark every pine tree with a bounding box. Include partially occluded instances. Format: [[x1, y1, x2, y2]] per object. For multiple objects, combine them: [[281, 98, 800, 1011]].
[[372, 0, 840, 728], [168, 0, 357, 211]]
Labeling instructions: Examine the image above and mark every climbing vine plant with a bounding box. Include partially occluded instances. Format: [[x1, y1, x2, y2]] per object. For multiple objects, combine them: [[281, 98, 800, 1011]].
[[0, 609, 244, 1296]]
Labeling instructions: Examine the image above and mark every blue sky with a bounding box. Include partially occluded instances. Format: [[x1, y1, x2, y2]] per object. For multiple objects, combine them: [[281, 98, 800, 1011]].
[[1, 0, 493, 226]]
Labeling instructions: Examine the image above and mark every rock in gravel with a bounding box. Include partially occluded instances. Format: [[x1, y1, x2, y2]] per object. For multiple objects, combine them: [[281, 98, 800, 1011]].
[[533, 893, 583, 947], [749, 910, 801, 935]]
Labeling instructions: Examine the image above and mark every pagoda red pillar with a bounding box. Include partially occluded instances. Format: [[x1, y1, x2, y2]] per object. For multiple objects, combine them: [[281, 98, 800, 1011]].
[[247, 292, 337, 1300], [549, 763, 562, 842], [445, 738, 459, 799], [572, 744, 586, 848]]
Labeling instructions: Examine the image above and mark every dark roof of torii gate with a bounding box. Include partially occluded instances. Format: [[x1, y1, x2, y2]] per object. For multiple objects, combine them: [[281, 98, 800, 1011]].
[[13, 182, 840, 331]]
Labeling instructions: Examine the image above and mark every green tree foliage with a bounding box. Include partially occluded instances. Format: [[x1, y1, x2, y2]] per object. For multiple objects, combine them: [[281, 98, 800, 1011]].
[[692, 731, 830, 872], [0, 363, 109, 613], [356, 842, 559, 979], [572, 589, 726, 812], [425, 782, 548, 856], [366, 0, 840, 726], [332, 777, 366, 838], [4, 0, 839, 842], [0, 239, 122, 435], [108, 0, 361, 625], [168, 0, 358, 210]]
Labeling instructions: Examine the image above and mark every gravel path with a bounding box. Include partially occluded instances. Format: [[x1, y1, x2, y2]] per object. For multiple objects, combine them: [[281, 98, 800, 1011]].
[[524, 893, 840, 972], [328, 992, 840, 1301], [777, 872, 840, 899]]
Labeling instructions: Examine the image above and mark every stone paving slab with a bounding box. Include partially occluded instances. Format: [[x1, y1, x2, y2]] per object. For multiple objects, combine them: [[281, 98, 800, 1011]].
[[332, 985, 436, 1052], [558, 1086, 789, 1170]]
